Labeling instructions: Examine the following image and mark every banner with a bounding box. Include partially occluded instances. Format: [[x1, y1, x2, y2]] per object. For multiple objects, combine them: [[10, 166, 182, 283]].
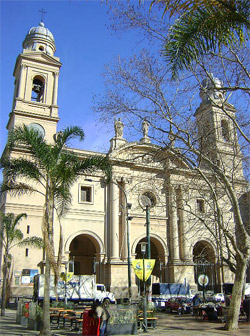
[[60, 272, 74, 282], [132, 259, 155, 281]]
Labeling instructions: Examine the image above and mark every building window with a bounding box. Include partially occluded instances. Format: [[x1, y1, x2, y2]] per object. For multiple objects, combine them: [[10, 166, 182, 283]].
[[197, 199, 205, 213], [27, 225, 30, 234], [221, 120, 230, 142], [25, 248, 29, 257], [79, 185, 93, 203]]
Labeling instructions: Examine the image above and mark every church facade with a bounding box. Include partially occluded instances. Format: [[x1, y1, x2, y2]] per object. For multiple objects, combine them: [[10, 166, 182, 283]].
[[0, 22, 248, 299]]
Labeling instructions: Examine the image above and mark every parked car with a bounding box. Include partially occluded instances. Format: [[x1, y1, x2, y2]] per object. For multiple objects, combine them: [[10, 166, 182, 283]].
[[165, 297, 192, 314], [213, 293, 225, 302]]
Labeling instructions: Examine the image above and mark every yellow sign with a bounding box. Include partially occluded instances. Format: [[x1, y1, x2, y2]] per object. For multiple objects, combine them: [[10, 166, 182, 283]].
[[132, 259, 155, 281], [60, 272, 74, 282]]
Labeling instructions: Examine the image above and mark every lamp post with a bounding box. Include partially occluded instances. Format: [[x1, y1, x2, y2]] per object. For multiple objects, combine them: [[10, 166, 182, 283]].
[[145, 205, 151, 259], [139, 242, 148, 333]]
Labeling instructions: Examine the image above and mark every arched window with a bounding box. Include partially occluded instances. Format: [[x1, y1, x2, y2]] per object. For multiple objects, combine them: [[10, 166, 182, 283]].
[[221, 119, 230, 142], [31, 76, 44, 102]]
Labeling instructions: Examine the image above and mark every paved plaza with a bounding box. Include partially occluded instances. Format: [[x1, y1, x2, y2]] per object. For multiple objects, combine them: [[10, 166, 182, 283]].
[[0, 309, 249, 336]]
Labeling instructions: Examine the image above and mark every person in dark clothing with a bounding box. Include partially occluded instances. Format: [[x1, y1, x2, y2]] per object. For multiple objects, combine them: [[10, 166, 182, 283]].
[[243, 295, 250, 322], [193, 294, 202, 307], [192, 294, 202, 316]]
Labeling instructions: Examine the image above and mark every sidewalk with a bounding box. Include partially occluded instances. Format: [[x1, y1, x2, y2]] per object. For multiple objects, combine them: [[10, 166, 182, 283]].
[[0, 309, 249, 336]]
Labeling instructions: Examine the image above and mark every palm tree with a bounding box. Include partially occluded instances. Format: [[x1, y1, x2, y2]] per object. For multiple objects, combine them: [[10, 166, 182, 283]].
[[148, 0, 250, 78], [0, 212, 43, 316], [0, 125, 111, 336]]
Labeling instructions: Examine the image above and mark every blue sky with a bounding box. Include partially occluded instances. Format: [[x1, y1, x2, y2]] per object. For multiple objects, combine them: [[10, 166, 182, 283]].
[[0, 0, 144, 155]]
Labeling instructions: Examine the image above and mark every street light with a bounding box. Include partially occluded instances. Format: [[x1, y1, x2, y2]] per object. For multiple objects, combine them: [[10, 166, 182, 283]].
[[139, 242, 148, 333]]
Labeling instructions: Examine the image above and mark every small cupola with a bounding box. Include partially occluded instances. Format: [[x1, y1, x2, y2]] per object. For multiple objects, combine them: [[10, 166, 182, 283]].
[[22, 22, 56, 56], [199, 74, 225, 104]]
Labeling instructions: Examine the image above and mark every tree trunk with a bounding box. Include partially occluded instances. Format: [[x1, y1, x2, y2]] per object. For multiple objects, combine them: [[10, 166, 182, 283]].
[[40, 182, 53, 336], [39, 252, 51, 335], [224, 258, 247, 330], [1, 257, 7, 316]]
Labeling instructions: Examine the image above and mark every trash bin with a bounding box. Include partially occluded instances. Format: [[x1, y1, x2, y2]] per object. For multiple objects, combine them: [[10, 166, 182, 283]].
[[82, 309, 100, 336]]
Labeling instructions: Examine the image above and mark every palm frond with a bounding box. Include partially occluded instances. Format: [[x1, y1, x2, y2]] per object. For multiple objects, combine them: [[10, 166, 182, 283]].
[[18, 237, 43, 248], [0, 212, 27, 247], [76, 156, 112, 181], [11, 229, 23, 242], [0, 181, 39, 197], [7, 125, 58, 177], [1, 157, 44, 184], [164, 3, 250, 78], [54, 126, 85, 151]]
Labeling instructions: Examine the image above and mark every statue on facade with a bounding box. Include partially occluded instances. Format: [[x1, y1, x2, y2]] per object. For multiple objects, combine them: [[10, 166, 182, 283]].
[[140, 118, 150, 143], [142, 119, 149, 138], [114, 118, 124, 138]]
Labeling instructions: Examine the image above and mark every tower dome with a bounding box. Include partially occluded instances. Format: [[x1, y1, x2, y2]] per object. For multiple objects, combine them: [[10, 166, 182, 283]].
[[22, 22, 56, 56]]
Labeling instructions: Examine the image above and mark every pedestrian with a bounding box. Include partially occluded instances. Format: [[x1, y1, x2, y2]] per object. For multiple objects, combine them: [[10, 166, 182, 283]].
[[93, 300, 110, 336], [192, 293, 202, 316], [243, 294, 250, 322]]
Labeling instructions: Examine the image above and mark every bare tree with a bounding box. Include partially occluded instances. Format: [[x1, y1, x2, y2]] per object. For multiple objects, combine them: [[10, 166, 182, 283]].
[[94, 2, 250, 329]]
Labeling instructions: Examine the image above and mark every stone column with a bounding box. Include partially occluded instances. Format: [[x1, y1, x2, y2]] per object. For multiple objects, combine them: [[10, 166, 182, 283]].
[[110, 180, 120, 260], [123, 180, 130, 258], [178, 187, 189, 261], [52, 72, 59, 105], [17, 64, 27, 99], [169, 186, 180, 262]]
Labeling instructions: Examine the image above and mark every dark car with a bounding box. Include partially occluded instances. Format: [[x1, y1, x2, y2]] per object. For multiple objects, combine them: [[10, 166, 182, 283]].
[[165, 297, 192, 314]]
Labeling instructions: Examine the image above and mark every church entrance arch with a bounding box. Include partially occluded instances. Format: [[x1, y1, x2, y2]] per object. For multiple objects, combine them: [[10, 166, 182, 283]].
[[193, 240, 216, 292], [68, 234, 101, 281]]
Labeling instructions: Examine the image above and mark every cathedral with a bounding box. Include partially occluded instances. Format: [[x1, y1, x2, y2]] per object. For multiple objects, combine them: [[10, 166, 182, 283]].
[[0, 21, 248, 300]]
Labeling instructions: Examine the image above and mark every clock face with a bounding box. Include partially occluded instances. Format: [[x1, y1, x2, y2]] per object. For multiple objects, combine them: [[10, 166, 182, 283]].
[[140, 192, 156, 208], [28, 123, 45, 138]]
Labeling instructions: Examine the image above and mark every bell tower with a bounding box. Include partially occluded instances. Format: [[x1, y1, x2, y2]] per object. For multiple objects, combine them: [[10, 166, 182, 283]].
[[195, 75, 244, 179], [7, 21, 62, 142]]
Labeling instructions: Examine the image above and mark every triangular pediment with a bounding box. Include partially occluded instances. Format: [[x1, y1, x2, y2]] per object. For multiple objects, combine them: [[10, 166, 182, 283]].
[[108, 141, 188, 170], [23, 52, 61, 65], [14, 52, 61, 73]]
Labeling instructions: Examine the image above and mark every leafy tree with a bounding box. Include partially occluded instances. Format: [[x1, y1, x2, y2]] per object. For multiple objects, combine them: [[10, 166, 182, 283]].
[[0, 125, 111, 336], [0, 212, 42, 316]]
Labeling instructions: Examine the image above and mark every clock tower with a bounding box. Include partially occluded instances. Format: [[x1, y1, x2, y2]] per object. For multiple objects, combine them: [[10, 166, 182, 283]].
[[6, 21, 62, 143]]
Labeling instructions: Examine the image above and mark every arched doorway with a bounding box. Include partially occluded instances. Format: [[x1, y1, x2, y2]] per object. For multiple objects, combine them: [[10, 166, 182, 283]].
[[193, 240, 216, 291], [69, 234, 100, 280]]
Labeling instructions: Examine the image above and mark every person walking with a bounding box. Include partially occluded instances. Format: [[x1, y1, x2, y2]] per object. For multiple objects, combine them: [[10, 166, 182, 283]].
[[94, 300, 110, 336], [192, 294, 202, 316]]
